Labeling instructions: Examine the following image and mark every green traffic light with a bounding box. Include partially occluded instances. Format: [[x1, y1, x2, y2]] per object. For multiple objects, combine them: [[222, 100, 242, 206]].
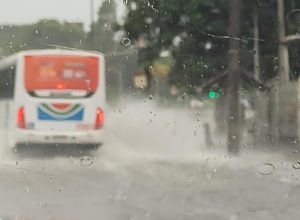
[[208, 90, 220, 99]]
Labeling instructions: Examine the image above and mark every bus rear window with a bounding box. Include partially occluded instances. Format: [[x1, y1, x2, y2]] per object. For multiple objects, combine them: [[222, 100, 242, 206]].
[[24, 55, 99, 98]]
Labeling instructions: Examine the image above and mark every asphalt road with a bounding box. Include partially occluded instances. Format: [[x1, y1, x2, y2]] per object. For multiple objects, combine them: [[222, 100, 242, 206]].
[[0, 101, 300, 220]]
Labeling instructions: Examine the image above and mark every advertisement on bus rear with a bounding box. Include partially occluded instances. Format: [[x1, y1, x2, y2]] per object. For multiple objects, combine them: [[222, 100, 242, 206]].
[[24, 55, 99, 92]]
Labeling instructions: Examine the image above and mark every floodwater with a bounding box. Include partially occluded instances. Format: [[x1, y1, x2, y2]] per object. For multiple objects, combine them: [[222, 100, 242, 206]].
[[0, 100, 300, 220]]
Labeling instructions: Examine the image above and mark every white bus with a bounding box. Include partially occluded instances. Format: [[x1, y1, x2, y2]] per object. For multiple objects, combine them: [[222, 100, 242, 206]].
[[0, 49, 105, 148]]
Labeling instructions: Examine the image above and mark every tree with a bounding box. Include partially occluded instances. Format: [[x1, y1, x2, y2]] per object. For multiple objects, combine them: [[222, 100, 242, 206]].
[[90, 0, 139, 102], [28, 20, 86, 49], [0, 19, 86, 55], [124, 0, 232, 87], [89, 0, 117, 53]]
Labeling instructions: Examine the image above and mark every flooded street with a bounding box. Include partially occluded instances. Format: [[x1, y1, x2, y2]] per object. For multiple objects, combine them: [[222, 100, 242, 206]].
[[0, 101, 300, 220]]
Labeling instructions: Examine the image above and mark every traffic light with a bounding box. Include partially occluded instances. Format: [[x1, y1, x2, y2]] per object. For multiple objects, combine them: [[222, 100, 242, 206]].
[[208, 90, 221, 99], [202, 83, 222, 100], [207, 83, 222, 99]]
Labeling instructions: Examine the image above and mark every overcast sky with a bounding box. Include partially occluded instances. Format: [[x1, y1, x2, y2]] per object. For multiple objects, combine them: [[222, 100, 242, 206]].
[[0, 0, 125, 31]]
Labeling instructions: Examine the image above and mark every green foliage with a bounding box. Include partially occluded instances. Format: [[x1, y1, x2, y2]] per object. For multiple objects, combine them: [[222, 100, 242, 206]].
[[124, 0, 240, 86], [28, 20, 86, 49], [0, 19, 86, 55], [123, 0, 300, 87], [88, 0, 117, 53]]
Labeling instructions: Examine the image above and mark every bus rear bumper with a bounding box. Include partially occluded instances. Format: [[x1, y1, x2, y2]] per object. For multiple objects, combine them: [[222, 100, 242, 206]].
[[14, 129, 105, 146]]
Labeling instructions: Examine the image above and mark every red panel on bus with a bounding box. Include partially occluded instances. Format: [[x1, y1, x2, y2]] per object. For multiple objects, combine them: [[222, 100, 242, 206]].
[[24, 55, 99, 92]]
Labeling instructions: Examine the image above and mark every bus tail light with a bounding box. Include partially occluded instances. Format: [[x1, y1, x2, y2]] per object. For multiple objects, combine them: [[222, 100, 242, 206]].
[[17, 106, 26, 129], [56, 83, 65, 89], [95, 107, 104, 129]]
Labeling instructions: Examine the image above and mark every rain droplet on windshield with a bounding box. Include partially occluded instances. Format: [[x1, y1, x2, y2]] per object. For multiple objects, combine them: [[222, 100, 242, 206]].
[[256, 0, 275, 7], [273, 56, 279, 63], [79, 156, 94, 167], [49, 176, 54, 182], [286, 9, 300, 25], [85, 79, 91, 86], [256, 163, 275, 175], [206, 173, 212, 180], [292, 161, 300, 169], [120, 38, 131, 47]]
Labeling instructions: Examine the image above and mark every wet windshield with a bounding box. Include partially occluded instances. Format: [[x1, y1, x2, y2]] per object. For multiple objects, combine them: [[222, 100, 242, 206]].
[[0, 0, 300, 219]]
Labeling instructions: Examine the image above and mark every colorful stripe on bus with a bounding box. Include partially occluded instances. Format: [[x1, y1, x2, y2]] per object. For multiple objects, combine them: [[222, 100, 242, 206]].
[[37, 103, 84, 121]]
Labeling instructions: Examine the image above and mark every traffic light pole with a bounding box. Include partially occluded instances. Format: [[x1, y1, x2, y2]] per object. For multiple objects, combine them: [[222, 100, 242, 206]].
[[276, 0, 300, 142]]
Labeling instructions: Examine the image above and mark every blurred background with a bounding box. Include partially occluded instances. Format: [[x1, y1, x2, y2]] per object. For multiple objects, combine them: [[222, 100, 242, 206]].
[[0, 1, 300, 151]]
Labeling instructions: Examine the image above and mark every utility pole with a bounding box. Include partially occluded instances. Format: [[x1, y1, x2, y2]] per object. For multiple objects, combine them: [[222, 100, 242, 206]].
[[253, 6, 268, 139], [298, 79, 300, 143], [90, 0, 95, 48], [277, 0, 290, 139], [277, 0, 290, 83], [227, 0, 241, 154], [253, 8, 260, 82]]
